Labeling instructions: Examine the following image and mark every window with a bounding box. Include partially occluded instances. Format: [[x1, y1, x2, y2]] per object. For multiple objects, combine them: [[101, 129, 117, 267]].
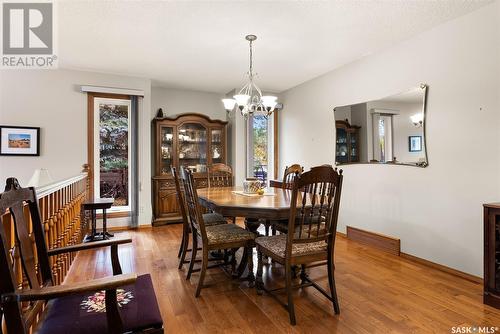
[[91, 96, 132, 212], [372, 113, 393, 162], [247, 114, 275, 184]]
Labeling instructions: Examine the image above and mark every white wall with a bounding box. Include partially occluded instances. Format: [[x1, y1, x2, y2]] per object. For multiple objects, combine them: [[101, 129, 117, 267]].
[[280, 1, 500, 276], [0, 69, 153, 226], [151, 86, 226, 120]]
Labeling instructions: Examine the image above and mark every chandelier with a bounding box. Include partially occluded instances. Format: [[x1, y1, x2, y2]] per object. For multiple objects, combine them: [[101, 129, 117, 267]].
[[222, 35, 278, 117]]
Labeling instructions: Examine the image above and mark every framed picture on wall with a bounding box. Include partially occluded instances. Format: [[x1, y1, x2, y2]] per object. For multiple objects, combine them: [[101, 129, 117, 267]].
[[0, 126, 40, 156], [408, 135, 422, 152]]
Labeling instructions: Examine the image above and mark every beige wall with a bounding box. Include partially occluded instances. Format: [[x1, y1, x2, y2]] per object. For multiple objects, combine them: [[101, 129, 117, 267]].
[[0, 69, 153, 226], [280, 1, 500, 276]]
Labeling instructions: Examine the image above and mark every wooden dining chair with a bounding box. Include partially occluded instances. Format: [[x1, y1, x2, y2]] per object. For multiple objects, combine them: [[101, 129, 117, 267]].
[[207, 163, 236, 224], [180, 168, 255, 297], [0, 178, 163, 334], [255, 165, 343, 325], [172, 167, 228, 271]]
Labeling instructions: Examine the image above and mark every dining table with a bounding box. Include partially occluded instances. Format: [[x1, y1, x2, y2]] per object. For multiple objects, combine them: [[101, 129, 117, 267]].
[[197, 185, 294, 222], [197, 187, 292, 280], [196, 185, 301, 277]]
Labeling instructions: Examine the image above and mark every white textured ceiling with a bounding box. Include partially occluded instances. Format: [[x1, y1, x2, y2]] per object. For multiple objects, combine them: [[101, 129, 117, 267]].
[[58, 0, 491, 93]]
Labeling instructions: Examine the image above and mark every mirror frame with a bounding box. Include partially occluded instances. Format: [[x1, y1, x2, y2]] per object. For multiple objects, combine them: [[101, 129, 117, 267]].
[[333, 83, 429, 168]]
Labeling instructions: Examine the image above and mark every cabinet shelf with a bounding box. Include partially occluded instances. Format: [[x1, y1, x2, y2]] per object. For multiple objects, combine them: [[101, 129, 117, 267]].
[[180, 140, 207, 144]]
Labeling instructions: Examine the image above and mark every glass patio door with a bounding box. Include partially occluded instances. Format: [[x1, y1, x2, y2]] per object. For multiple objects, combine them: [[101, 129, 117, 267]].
[[92, 97, 132, 212]]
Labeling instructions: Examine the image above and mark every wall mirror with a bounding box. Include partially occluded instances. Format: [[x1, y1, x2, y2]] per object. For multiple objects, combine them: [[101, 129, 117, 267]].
[[334, 84, 428, 168]]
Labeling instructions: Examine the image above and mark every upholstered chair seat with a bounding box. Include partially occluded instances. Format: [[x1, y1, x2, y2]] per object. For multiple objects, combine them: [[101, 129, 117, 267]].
[[204, 224, 255, 245], [255, 234, 327, 261], [38, 274, 163, 334]]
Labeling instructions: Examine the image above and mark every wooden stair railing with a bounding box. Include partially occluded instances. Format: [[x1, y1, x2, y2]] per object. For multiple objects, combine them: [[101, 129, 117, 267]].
[[0, 166, 89, 333]]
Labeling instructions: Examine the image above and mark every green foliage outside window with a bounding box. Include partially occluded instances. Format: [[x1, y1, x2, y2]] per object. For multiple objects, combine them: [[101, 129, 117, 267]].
[[99, 104, 129, 172], [253, 115, 268, 167]]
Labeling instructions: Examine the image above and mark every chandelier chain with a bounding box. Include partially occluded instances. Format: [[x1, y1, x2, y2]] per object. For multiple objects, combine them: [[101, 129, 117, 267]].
[[249, 39, 253, 78]]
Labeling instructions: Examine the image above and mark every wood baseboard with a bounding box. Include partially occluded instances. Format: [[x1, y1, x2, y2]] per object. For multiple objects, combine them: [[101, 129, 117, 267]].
[[346, 226, 401, 256], [400, 252, 482, 284], [344, 226, 482, 284], [107, 225, 153, 232]]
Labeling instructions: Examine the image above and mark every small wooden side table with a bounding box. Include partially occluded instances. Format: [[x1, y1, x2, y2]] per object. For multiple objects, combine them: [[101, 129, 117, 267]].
[[82, 198, 115, 242]]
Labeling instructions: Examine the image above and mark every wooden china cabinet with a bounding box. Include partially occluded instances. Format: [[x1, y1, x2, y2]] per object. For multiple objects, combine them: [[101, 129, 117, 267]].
[[484, 203, 500, 308], [152, 113, 228, 225], [335, 119, 361, 164]]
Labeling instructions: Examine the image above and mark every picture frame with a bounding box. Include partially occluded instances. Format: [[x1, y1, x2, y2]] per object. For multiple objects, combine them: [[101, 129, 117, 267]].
[[408, 135, 422, 152], [0, 126, 40, 156]]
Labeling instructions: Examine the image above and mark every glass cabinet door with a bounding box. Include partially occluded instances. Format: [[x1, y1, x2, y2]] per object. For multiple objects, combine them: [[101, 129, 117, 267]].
[[178, 123, 207, 173], [336, 128, 348, 164], [211, 128, 224, 164], [350, 132, 358, 162], [160, 126, 174, 175]]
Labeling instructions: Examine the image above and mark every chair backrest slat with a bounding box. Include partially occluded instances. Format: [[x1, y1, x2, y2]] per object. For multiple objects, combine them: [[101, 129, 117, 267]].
[[286, 166, 343, 254], [207, 163, 233, 188], [282, 164, 304, 189], [179, 168, 207, 242], [172, 168, 190, 232]]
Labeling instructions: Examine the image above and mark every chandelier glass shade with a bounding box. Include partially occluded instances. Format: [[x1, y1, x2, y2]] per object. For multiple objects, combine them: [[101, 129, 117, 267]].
[[410, 113, 423, 127], [222, 35, 278, 117]]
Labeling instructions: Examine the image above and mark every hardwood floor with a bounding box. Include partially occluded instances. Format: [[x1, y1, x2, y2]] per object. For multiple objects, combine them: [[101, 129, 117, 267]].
[[66, 224, 500, 333]]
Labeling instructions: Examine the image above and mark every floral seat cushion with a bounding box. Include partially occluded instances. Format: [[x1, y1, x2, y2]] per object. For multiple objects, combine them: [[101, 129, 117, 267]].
[[255, 234, 327, 259], [205, 224, 255, 245], [38, 274, 162, 334], [202, 212, 228, 226]]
